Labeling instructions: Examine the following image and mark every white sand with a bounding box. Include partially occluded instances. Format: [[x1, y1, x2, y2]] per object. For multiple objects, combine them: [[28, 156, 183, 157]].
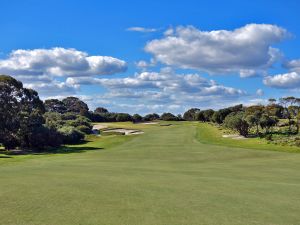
[[142, 122, 158, 125], [222, 134, 247, 140], [93, 124, 108, 130], [103, 129, 144, 135]]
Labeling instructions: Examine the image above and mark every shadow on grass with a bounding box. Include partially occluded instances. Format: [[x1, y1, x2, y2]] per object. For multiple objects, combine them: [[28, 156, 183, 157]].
[[2, 140, 103, 156], [0, 155, 12, 158], [47, 146, 103, 154]]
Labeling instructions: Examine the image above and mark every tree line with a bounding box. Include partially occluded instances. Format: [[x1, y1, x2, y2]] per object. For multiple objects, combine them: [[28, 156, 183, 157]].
[[182, 98, 300, 146], [0, 75, 181, 151], [1, 75, 300, 151]]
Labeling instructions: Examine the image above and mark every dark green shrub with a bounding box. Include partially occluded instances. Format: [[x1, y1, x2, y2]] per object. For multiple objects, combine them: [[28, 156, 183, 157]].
[[116, 113, 132, 122], [58, 126, 84, 144], [160, 113, 179, 121], [132, 114, 143, 123], [28, 126, 63, 150], [76, 125, 92, 134], [61, 112, 77, 120], [143, 113, 160, 121], [223, 112, 249, 137]]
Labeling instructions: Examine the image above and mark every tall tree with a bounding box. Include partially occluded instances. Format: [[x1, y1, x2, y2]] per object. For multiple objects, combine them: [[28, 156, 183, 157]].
[[94, 107, 109, 114], [62, 97, 89, 116], [44, 99, 67, 114], [223, 112, 249, 137], [0, 75, 45, 149], [280, 97, 296, 132], [132, 114, 143, 123], [183, 108, 200, 121]]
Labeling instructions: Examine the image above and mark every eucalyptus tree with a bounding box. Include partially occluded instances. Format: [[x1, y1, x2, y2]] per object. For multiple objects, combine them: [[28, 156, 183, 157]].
[[0, 75, 45, 149]]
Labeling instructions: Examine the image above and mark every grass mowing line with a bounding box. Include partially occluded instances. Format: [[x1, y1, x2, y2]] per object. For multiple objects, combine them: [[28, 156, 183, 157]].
[[196, 122, 300, 153]]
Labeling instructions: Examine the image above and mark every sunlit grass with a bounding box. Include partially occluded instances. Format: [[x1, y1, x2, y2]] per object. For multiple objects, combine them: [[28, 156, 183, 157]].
[[1, 122, 300, 225], [196, 122, 300, 153]]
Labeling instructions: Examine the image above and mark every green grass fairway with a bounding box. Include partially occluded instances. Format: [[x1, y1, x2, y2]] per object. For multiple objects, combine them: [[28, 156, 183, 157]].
[[1, 122, 300, 225]]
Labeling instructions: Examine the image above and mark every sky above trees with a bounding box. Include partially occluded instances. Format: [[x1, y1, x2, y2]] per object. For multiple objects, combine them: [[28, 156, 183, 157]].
[[0, 0, 300, 114]]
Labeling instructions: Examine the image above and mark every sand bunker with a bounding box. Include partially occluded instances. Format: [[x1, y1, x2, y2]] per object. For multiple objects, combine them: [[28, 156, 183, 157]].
[[93, 124, 108, 130], [222, 134, 247, 140], [142, 122, 158, 125], [103, 129, 144, 135]]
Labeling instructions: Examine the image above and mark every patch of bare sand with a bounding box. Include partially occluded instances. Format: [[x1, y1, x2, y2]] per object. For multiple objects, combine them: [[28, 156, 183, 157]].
[[222, 134, 247, 140], [103, 129, 144, 135], [93, 124, 108, 130]]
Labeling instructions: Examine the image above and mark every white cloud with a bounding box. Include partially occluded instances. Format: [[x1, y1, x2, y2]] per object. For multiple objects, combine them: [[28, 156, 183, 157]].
[[256, 89, 264, 96], [127, 27, 157, 33], [135, 59, 156, 70], [263, 72, 300, 89], [136, 60, 148, 68], [284, 59, 300, 73], [24, 80, 79, 96], [66, 68, 247, 113], [67, 69, 245, 97], [0, 47, 127, 97], [0, 47, 127, 77], [145, 24, 288, 77]]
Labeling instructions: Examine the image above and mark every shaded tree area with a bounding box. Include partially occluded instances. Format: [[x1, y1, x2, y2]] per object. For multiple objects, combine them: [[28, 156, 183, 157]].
[[0, 75, 92, 151], [160, 113, 181, 121], [0, 75, 61, 150], [143, 113, 160, 121]]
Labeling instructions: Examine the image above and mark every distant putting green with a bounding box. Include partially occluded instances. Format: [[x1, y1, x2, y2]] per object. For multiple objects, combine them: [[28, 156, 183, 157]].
[[1, 122, 300, 225]]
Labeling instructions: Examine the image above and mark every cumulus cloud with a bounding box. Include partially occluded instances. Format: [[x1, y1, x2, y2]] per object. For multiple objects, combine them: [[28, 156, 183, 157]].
[[145, 24, 288, 77], [135, 59, 156, 70], [0, 47, 127, 77], [284, 59, 300, 73], [127, 27, 157, 33], [67, 69, 245, 96], [25, 80, 79, 96], [66, 68, 247, 113], [0, 47, 127, 97], [263, 72, 300, 89]]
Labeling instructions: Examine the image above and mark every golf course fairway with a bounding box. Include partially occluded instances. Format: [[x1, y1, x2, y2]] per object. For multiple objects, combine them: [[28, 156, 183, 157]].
[[1, 122, 300, 225]]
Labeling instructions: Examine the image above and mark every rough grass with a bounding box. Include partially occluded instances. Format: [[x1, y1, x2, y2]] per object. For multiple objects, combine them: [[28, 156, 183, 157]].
[[1, 121, 300, 225], [196, 122, 300, 153]]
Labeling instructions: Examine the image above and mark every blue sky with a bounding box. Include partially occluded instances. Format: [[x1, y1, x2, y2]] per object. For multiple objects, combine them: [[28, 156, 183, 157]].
[[1, 0, 300, 114]]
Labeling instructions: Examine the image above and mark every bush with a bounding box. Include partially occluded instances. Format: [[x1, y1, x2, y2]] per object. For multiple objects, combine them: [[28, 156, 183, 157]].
[[58, 126, 84, 144], [29, 126, 63, 150], [44, 112, 64, 129], [160, 113, 179, 121], [183, 108, 200, 121], [61, 112, 78, 120], [116, 113, 132, 122], [132, 114, 143, 123], [76, 125, 92, 134], [223, 112, 249, 137], [66, 116, 92, 128], [143, 113, 160, 121]]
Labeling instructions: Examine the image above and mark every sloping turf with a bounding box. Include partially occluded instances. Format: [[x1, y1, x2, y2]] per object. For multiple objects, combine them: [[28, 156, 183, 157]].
[[1, 122, 300, 225]]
